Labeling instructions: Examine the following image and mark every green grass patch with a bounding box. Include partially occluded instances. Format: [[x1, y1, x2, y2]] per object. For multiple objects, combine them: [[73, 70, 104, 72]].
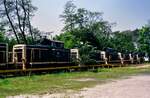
[[0, 65, 150, 98]]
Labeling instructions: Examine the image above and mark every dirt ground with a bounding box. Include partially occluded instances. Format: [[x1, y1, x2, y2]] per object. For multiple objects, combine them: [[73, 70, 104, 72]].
[[8, 74, 150, 98]]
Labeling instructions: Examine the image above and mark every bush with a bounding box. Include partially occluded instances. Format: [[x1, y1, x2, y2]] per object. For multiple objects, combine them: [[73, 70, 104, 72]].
[[79, 43, 98, 65]]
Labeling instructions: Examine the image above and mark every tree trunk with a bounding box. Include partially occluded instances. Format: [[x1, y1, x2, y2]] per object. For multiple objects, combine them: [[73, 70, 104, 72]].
[[16, 0, 27, 44], [3, 0, 20, 44]]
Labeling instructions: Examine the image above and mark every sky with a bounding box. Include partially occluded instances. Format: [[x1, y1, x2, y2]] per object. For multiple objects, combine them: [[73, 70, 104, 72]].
[[32, 0, 150, 35]]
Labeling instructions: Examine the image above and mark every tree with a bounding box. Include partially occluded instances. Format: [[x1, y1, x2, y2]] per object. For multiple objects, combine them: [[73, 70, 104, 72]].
[[79, 43, 98, 65], [0, 23, 6, 42], [111, 31, 135, 52], [138, 26, 150, 55], [59, 1, 112, 50], [0, 0, 37, 44], [54, 32, 78, 48], [5, 37, 17, 50], [55, 1, 114, 65], [60, 0, 76, 32], [0, 32, 5, 42]]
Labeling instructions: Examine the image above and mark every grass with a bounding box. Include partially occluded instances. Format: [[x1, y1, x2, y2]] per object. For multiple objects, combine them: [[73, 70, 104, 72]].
[[0, 65, 150, 98]]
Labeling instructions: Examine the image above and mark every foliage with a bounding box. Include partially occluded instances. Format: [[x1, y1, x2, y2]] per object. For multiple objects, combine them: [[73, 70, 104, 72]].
[[138, 26, 150, 55], [79, 43, 98, 65], [59, 1, 112, 50], [0, 23, 6, 42], [60, 0, 76, 32], [54, 32, 79, 48], [0, 0, 38, 44], [5, 38, 17, 50], [111, 31, 135, 53], [0, 32, 5, 42]]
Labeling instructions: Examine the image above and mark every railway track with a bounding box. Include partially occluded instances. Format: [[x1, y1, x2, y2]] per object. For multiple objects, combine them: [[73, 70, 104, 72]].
[[0, 64, 132, 74]]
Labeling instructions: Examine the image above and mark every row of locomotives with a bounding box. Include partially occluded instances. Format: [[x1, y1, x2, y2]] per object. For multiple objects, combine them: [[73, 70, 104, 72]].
[[75, 47, 145, 66], [69, 48, 145, 66], [0, 39, 146, 74], [103, 48, 145, 65], [0, 39, 79, 74]]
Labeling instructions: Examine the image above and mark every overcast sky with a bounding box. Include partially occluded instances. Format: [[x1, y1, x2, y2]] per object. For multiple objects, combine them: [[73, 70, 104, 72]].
[[32, 0, 150, 35]]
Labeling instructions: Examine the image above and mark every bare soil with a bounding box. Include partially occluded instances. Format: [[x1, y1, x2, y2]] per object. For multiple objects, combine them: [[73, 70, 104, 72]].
[[7, 74, 150, 98]]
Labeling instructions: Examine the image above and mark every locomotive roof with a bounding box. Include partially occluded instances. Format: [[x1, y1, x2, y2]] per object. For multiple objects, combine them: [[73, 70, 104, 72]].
[[13, 44, 51, 49], [39, 38, 64, 45], [0, 43, 7, 48], [0, 43, 7, 46], [105, 48, 118, 53], [14, 38, 65, 49], [37, 38, 65, 49]]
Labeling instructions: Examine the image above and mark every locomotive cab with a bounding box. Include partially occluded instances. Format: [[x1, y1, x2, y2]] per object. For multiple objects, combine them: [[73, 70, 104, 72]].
[[0, 43, 8, 67], [13, 45, 27, 70], [13, 44, 53, 70], [13, 44, 72, 70]]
